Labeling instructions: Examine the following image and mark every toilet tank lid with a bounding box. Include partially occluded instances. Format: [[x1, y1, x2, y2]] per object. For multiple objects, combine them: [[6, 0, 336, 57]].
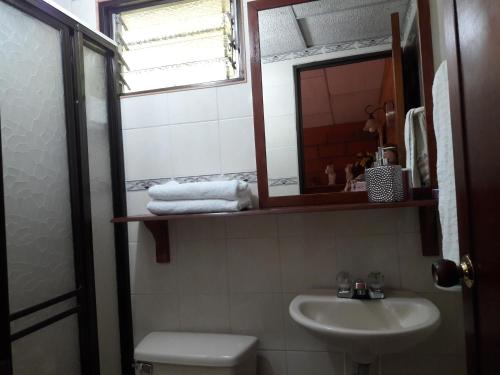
[[134, 332, 258, 367]]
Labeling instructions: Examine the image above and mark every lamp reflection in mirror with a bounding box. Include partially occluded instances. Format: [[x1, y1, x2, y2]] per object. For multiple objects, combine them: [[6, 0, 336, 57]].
[[363, 101, 395, 148]]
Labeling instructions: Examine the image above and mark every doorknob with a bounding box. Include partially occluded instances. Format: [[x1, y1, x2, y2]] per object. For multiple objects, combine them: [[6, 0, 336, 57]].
[[432, 255, 475, 288]]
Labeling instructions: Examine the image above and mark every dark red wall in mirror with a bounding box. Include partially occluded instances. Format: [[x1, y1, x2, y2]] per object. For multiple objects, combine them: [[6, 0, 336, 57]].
[[295, 54, 398, 194]]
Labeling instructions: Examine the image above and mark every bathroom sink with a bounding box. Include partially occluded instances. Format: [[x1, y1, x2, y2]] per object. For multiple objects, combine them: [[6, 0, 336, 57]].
[[289, 290, 440, 363]]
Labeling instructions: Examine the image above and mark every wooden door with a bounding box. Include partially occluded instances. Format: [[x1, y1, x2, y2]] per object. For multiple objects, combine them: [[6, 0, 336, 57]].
[[444, 0, 500, 373]]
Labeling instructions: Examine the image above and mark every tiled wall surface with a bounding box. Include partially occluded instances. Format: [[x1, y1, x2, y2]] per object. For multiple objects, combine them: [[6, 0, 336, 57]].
[[121, 1, 466, 374], [122, 83, 256, 181], [126, 208, 466, 375]]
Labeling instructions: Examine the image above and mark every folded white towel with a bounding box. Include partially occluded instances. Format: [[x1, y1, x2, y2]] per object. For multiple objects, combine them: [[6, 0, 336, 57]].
[[148, 180, 250, 201], [147, 198, 252, 215]]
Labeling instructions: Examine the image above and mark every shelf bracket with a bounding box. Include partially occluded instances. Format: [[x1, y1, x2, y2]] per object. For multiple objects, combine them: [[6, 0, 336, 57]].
[[143, 221, 170, 263]]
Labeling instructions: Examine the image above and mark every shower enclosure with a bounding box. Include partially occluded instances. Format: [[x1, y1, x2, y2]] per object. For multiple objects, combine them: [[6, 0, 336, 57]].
[[0, 0, 132, 374]]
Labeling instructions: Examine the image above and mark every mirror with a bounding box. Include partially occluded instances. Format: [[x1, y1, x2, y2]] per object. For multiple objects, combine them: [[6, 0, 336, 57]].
[[249, 0, 435, 206], [295, 54, 395, 194]]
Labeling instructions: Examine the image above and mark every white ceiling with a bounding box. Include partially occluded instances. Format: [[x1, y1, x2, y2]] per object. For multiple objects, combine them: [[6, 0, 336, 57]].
[[258, 0, 411, 58]]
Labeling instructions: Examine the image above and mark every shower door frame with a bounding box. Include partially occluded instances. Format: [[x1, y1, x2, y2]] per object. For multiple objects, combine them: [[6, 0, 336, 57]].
[[0, 0, 133, 374]]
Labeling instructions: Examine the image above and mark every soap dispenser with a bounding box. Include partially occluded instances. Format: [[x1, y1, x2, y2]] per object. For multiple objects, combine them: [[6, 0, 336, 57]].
[[365, 147, 404, 203]]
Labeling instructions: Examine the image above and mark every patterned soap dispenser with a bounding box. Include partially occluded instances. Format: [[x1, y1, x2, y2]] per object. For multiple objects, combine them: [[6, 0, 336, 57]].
[[365, 146, 404, 203]]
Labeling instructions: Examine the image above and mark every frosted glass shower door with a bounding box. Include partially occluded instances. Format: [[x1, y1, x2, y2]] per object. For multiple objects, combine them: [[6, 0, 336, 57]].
[[83, 44, 122, 375], [0, 1, 81, 374]]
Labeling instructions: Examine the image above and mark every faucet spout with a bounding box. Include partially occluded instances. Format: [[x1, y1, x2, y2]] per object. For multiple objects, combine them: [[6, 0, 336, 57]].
[[336, 271, 385, 300]]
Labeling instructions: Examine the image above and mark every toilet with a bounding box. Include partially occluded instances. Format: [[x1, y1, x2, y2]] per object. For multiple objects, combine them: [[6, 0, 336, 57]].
[[134, 332, 258, 375]]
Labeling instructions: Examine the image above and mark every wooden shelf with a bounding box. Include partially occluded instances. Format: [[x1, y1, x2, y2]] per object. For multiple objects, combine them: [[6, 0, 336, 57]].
[[112, 199, 438, 263], [112, 199, 437, 223]]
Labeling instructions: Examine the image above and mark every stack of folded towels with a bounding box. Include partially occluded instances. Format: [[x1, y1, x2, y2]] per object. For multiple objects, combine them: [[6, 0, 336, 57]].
[[146, 180, 253, 215]]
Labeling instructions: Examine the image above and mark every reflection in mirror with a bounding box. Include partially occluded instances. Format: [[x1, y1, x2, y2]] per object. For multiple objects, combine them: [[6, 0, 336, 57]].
[[258, 0, 423, 198], [296, 54, 395, 194]]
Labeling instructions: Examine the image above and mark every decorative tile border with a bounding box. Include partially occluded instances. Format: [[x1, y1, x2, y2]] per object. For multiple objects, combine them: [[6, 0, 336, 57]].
[[126, 171, 258, 191], [261, 36, 392, 64], [268, 177, 300, 187], [126, 172, 300, 191]]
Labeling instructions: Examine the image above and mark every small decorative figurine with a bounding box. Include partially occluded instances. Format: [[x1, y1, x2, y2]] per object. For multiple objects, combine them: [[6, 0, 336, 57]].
[[344, 164, 354, 192], [325, 164, 336, 185]]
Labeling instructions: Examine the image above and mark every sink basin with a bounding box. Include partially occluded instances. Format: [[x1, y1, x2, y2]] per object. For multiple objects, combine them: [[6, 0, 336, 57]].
[[289, 290, 440, 363]]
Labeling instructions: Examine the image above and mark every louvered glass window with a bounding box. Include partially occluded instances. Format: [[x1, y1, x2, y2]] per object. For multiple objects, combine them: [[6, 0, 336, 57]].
[[113, 0, 243, 94]]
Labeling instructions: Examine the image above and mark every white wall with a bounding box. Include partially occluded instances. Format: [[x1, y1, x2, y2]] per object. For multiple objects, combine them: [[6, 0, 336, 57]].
[[126, 208, 466, 375], [122, 1, 466, 374], [50, 0, 97, 30]]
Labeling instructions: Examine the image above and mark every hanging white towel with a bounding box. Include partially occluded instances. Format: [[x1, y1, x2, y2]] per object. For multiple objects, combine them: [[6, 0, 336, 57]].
[[433, 61, 459, 264], [148, 180, 251, 201], [147, 198, 252, 215], [405, 107, 430, 187]]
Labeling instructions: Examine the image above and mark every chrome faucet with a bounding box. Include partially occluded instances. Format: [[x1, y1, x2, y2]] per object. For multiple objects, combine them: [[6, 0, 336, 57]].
[[353, 279, 368, 299], [336, 271, 385, 300]]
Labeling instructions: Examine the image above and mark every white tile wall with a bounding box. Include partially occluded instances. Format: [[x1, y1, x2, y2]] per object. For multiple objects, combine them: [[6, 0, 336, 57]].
[[227, 238, 282, 293], [167, 88, 219, 124], [131, 293, 180, 345], [286, 351, 344, 375], [219, 117, 256, 173], [179, 293, 230, 332], [123, 126, 172, 181], [168, 121, 221, 176], [177, 239, 227, 294], [126, 209, 466, 375], [128, 241, 178, 294], [121, 93, 169, 129], [283, 293, 327, 351], [121, 84, 255, 181], [257, 350, 287, 375], [265, 114, 298, 149], [336, 235, 401, 288], [268, 184, 300, 197], [266, 147, 300, 179], [230, 293, 285, 350], [262, 82, 297, 118], [217, 83, 254, 119], [280, 236, 336, 293]]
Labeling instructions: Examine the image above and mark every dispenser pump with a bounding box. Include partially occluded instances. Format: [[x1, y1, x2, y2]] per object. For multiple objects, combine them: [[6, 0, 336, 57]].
[[374, 147, 388, 167], [374, 146, 397, 167]]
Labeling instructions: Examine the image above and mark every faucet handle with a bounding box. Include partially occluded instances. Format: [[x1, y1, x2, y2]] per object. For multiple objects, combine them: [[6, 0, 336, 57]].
[[367, 272, 385, 299], [368, 271, 384, 290], [336, 271, 353, 298], [336, 271, 351, 290]]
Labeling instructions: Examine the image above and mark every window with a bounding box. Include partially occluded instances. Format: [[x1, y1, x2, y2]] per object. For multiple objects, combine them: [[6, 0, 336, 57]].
[[104, 0, 244, 94]]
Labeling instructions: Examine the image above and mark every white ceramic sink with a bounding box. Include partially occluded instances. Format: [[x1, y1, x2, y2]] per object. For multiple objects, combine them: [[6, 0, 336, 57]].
[[289, 290, 440, 363]]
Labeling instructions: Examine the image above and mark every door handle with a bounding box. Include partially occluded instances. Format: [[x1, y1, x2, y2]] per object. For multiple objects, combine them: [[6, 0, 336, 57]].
[[432, 255, 475, 288]]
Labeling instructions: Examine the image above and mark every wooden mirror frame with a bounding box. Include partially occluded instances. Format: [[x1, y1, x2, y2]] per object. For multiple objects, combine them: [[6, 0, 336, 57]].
[[248, 0, 436, 208]]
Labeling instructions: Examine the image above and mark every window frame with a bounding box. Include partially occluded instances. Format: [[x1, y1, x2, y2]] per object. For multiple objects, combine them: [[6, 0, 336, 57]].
[[99, 0, 246, 96]]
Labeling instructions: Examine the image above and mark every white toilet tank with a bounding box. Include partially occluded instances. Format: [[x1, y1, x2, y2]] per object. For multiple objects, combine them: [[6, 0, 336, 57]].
[[134, 332, 258, 375]]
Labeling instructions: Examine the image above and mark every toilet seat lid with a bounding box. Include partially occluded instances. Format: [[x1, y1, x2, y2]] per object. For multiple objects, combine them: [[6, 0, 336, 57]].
[[134, 332, 258, 367]]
